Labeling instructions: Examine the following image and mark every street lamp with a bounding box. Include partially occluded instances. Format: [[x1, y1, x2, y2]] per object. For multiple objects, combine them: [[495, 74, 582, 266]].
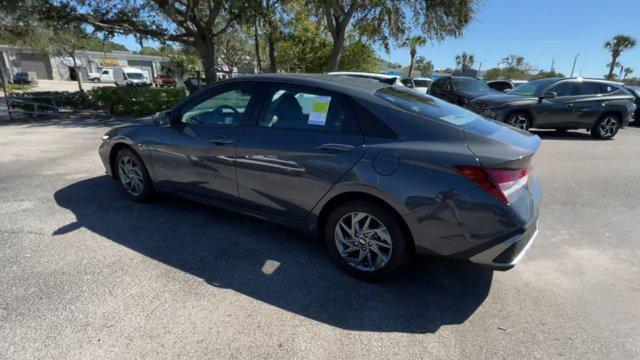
[[570, 53, 580, 78]]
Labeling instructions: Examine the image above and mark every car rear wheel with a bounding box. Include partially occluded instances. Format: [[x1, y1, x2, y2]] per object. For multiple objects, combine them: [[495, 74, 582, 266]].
[[115, 148, 154, 202], [324, 200, 409, 280], [506, 112, 531, 130], [592, 114, 621, 139]]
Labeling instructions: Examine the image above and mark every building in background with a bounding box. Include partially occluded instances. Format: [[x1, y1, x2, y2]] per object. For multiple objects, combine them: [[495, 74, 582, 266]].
[[0, 44, 166, 82]]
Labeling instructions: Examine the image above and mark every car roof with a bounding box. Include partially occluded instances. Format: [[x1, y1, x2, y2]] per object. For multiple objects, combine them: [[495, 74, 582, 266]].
[[327, 71, 400, 79], [214, 73, 390, 99]]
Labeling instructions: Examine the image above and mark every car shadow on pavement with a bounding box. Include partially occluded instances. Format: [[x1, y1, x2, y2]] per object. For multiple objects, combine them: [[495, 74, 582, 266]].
[[54, 176, 493, 334]]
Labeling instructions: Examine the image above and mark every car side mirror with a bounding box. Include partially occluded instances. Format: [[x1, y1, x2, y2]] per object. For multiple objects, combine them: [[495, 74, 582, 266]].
[[538, 91, 557, 102], [152, 110, 172, 126]]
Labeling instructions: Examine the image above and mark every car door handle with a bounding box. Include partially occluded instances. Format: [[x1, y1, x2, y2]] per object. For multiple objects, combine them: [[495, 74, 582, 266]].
[[315, 143, 355, 152], [209, 136, 234, 145]]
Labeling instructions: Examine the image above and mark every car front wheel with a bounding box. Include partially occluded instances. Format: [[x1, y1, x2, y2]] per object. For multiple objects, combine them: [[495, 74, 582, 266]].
[[324, 200, 409, 280], [506, 112, 531, 130], [115, 148, 154, 202], [592, 114, 621, 139]]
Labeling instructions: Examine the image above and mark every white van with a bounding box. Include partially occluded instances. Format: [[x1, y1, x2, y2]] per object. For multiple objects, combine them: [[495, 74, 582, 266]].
[[113, 67, 151, 87], [96, 68, 114, 83]]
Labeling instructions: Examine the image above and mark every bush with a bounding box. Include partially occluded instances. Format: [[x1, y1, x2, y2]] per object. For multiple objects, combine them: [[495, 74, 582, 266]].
[[90, 86, 186, 117], [9, 91, 95, 112]]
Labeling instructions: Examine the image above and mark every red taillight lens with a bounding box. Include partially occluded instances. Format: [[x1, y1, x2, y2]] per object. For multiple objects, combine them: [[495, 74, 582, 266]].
[[455, 165, 530, 205]]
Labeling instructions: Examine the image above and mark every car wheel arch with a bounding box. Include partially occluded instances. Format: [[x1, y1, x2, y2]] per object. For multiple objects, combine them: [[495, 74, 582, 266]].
[[592, 111, 623, 128], [315, 191, 416, 254]]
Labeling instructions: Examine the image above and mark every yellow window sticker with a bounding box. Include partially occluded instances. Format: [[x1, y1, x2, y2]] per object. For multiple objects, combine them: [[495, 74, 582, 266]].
[[309, 96, 331, 125]]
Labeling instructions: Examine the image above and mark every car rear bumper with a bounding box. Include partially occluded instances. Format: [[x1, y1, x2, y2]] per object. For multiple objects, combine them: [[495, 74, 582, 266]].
[[468, 221, 539, 270]]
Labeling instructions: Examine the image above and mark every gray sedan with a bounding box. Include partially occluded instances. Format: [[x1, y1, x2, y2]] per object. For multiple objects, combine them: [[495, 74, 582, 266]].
[[99, 74, 541, 279]]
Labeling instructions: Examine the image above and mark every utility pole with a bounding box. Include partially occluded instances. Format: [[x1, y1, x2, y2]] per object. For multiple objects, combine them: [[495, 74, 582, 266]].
[[619, 65, 624, 80], [477, 61, 482, 77], [550, 58, 555, 72], [570, 53, 580, 78]]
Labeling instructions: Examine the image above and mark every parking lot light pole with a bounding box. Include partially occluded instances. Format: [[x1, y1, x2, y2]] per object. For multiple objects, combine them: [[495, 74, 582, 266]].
[[570, 53, 580, 78]]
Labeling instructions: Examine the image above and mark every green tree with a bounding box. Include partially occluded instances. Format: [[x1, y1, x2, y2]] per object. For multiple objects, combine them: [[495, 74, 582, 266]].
[[38, 0, 252, 83], [319, 0, 480, 72], [402, 35, 427, 77], [482, 68, 501, 80], [623, 67, 633, 80], [414, 56, 434, 76], [530, 70, 565, 80], [455, 52, 475, 71], [604, 35, 637, 80]]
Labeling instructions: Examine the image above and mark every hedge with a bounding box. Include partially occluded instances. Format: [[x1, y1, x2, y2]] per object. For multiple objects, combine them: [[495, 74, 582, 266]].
[[90, 86, 186, 117], [9, 91, 95, 112], [8, 87, 186, 117]]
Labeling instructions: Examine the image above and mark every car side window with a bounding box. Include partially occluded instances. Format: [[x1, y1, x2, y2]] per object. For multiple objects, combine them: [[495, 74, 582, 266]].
[[430, 79, 443, 92], [600, 84, 618, 94], [401, 79, 414, 88], [547, 82, 574, 97], [181, 88, 254, 126], [442, 78, 453, 91], [259, 87, 355, 132], [573, 82, 605, 96]]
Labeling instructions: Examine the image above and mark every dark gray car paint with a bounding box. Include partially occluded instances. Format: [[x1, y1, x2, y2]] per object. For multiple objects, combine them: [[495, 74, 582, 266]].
[[99, 74, 540, 266], [470, 79, 635, 129]]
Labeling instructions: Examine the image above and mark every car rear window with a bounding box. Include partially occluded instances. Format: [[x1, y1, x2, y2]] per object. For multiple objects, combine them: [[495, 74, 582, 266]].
[[375, 86, 484, 127]]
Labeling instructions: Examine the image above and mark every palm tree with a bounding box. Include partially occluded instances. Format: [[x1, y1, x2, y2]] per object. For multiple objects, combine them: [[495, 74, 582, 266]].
[[623, 67, 633, 80], [455, 52, 475, 71], [402, 35, 427, 77], [604, 35, 637, 80]]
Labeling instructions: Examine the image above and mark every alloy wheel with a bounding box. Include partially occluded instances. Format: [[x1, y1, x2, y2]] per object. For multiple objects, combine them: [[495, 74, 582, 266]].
[[118, 155, 144, 197], [334, 212, 393, 271], [598, 116, 619, 138], [510, 114, 529, 130]]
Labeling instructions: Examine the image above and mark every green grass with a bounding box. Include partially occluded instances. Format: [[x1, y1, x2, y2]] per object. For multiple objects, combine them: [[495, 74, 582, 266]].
[[6, 83, 36, 92]]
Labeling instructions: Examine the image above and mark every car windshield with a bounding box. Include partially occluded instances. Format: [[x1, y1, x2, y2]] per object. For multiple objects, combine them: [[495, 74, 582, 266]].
[[414, 80, 430, 87], [509, 78, 558, 96], [375, 86, 485, 127], [452, 78, 491, 92], [126, 72, 145, 79]]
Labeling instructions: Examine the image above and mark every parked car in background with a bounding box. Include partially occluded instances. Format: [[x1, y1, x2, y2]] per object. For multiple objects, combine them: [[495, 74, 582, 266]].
[[623, 86, 640, 124], [327, 72, 404, 86], [429, 76, 494, 106], [13, 71, 38, 85], [114, 67, 151, 87], [400, 77, 431, 93], [99, 74, 541, 279], [154, 74, 176, 87], [469, 78, 635, 139], [487, 80, 515, 93]]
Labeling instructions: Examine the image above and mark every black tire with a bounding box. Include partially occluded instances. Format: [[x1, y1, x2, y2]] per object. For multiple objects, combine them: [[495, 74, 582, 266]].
[[92, 78, 100, 83], [114, 148, 154, 202], [506, 112, 531, 131], [324, 200, 410, 280], [591, 114, 621, 140]]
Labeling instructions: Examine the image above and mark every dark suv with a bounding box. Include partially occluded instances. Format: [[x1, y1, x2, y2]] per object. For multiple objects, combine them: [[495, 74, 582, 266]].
[[428, 76, 494, 106], [469, 78, 636, 139]]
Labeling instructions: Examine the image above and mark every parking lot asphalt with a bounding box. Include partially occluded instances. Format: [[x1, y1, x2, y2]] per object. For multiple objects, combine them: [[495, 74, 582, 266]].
[[0, 119, 638, 360]]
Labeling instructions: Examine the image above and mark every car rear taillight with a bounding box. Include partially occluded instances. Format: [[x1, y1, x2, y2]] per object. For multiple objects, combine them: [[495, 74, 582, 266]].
[[455, 165, 530, 205]]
